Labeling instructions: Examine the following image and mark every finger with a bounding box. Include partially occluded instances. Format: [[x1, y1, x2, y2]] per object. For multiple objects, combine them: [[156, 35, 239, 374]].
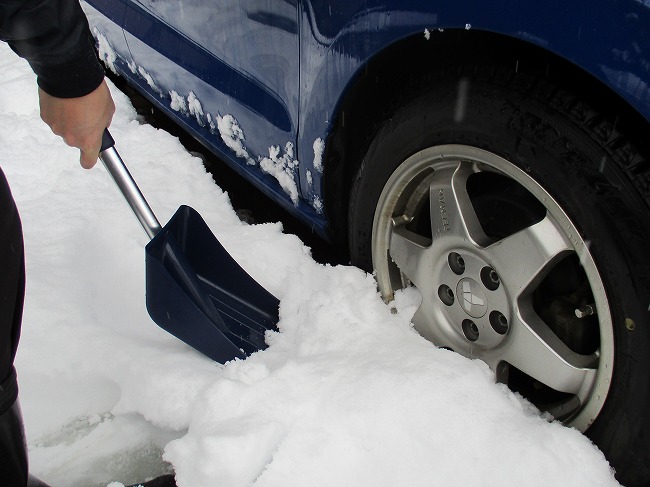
[[80, 147, 99, 169], [79, 128, 105, 169]]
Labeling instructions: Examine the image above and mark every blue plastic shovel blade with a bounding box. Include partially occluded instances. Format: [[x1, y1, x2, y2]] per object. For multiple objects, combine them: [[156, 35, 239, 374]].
[[144, 205, 279, 363]]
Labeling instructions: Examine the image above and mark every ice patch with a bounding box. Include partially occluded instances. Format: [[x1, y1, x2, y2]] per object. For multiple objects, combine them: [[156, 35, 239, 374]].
[[216, 114, 255, 165], [424, 29, 431, 40], [260, 143, 299, 204], [94, 29, 117, 74]]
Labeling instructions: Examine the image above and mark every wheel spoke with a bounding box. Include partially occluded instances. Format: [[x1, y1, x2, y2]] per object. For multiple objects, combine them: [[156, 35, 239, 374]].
[[411, 305, 456, 350], [389, 221, 430, 288], [500, 305, 597, 396], [488, 215, 573, 298], [428, 162, 491, 246]]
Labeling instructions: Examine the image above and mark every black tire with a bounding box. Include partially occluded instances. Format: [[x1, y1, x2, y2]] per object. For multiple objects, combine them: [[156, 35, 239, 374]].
[[348, 68, 650, 486]]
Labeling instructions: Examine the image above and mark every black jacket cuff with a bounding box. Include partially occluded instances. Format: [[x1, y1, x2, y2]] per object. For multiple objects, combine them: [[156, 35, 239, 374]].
[[29, 37, 105, 99]]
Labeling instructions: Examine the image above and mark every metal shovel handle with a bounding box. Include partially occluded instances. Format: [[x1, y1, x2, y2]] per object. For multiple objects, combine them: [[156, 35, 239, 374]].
[[99, 129, 162, 240]]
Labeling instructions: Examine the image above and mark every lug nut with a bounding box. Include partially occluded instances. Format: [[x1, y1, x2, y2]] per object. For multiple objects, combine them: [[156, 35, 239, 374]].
[[448, 252, 466, 275], [438, 285, 455, 306], [490, 311, 509, 335], [462, 319, 480, 342], [481, 266, 500, 291]]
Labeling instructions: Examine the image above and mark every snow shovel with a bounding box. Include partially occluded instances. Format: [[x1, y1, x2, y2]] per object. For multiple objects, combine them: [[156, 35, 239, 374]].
[[99, 129, 279, 363]]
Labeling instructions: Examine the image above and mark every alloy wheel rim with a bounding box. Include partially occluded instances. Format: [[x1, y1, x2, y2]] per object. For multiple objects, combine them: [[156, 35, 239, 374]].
[[371, 144, 613, 430]]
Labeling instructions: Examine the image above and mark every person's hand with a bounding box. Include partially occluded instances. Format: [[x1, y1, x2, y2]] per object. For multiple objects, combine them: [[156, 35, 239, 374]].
[[39, 79, 115, 169]]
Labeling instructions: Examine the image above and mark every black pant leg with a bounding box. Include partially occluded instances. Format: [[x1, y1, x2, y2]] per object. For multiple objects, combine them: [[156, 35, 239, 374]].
[[0, 167, 24, 414]]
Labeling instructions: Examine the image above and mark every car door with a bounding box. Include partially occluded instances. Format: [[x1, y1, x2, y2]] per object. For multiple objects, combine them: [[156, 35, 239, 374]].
[[121, 0, 301, 202]]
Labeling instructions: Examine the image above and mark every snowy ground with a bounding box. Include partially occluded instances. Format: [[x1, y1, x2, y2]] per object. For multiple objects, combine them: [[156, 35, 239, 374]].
[[0, 43, 621, 487]]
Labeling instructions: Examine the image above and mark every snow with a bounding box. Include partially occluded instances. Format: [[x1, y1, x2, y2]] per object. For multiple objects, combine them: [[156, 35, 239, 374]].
[[214, 112, 301, 205], [312, 137, 324, 172], [138, 67, 161, 96], [0, 42, 621, 487], [187, 92, 204, 126], [311, 195, 323, 213], [94, 29, 117, 74], [169, 90, 188, 113], [215, 113, 255, 165], [259, 143, 300, 204]]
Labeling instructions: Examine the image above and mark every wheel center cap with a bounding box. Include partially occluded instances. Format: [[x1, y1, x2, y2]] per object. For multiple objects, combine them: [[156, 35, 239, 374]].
[[456, 278, 488, 318]]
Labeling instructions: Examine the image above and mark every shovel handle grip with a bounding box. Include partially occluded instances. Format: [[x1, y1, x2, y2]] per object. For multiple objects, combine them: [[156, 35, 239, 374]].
[[99, 129, 162, 239]]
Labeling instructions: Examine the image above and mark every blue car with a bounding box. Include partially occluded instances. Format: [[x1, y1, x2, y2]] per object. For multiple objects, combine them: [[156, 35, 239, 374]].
[[84, 1, 650, 483]]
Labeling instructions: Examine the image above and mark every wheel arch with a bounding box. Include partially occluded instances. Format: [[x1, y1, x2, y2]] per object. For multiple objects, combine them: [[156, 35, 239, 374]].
[[321, 28, 650, 249]]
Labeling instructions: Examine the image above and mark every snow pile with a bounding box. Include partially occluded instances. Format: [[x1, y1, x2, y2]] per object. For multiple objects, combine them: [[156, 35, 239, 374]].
[[0, 43, 620, 487]]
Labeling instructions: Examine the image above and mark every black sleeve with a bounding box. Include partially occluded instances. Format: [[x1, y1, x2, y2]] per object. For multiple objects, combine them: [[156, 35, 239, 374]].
[[0, 0, 105, 98]]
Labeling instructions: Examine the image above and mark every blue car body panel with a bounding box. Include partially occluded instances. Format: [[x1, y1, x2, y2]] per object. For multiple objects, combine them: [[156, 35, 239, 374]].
[[83, 0, 650, 239]]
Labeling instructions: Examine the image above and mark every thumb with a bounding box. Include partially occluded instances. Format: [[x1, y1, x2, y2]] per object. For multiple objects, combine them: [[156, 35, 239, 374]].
[[80, 146, 100, 169]]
